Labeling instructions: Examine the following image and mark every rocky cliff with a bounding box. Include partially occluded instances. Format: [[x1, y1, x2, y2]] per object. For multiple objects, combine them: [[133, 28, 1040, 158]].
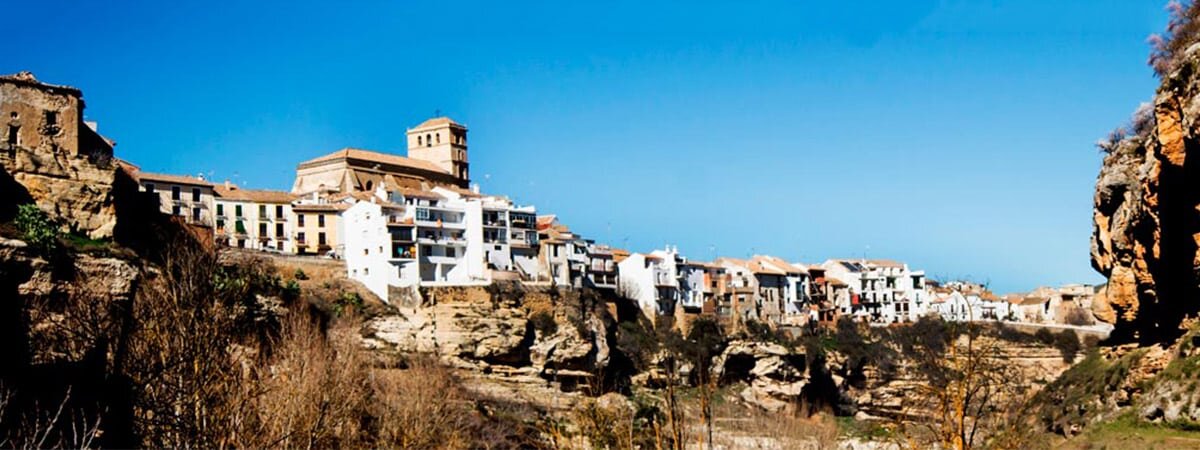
[[1092, 44, 1200, 344]]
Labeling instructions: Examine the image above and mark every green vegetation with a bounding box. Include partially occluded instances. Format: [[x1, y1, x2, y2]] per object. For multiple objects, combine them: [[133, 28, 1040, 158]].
[[14, 203, 59, 252], [1035, 349, 1148, 434], [1062, 413, 1200, 449]]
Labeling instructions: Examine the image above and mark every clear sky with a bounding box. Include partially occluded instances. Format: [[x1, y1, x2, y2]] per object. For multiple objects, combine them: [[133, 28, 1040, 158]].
[[5, 1, 1171, 293]]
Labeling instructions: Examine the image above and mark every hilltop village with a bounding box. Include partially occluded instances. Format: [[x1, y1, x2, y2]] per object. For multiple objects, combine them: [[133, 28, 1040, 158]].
[[2, 71, 1100, 330]]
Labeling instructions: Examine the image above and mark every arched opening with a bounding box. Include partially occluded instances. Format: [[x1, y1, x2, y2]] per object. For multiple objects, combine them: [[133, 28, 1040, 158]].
[[417, 135, 422, 146], [425, 134, 432, 147], [365, 181, 374, 190]]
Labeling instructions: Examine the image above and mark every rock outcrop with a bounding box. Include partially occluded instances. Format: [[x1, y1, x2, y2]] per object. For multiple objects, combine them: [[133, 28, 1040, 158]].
[[363, 284, 614, 387], [712, 340, 810, 412], [1092, 44, 1200, 343]]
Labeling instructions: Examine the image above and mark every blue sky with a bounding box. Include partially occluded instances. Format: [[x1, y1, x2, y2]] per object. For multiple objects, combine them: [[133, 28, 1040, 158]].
[[5, 1, 1170, 293]]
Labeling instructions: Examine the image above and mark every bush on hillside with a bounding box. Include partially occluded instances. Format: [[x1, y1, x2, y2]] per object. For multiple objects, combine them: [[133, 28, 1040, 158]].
[[14, 203, 59, 252], [1149, 0, 1200, 77]]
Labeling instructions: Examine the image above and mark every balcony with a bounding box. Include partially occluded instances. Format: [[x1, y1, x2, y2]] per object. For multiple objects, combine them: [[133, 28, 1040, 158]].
[[422, 255, 461, 265], [417, 236, 466, 246]]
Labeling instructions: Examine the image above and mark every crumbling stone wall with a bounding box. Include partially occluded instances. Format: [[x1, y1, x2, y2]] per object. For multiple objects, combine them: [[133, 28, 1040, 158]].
[[1, 72, 117, 238]]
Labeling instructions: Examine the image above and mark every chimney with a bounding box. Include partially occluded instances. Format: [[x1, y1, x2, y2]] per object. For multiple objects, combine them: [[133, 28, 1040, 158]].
[[471, 183, 480, 194], [197, 173, 205, 181], [224, 180, 232, 189]]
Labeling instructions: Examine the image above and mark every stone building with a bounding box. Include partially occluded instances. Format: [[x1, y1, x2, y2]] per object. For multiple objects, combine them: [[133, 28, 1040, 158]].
[[1, 72, 117, 237], [291, 117, 471, 196]]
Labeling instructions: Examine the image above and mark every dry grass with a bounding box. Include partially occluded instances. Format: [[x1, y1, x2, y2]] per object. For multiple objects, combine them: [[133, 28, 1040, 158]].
[[709, 400, 841, 450]]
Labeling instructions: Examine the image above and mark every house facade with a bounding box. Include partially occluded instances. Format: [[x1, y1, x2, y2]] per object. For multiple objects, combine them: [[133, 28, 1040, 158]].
[[213, 183, 297, 252], [133, 171, 217, 228], [823, 259, 929, 324]]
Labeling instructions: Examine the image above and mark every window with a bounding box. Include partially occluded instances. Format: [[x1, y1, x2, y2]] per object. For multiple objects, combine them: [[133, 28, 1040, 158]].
[[259, 223, 267, 236], [235, 205, 243, 217], [172, 205, 181, 216], [416, 208, 431, 221], [275, 223, 283, 238], [192, 207, 201, 221], [297, 214, 305, 226], [318, 232, 327, 245], [216, 219, 225, 229], [363, 248, 368, 256], [417, 135, 422, 146], [276, 205, 284, 217], [192, 187, 200, 202], [171, 186, 181, 200], [379, 246, 383, 254], [216, 204, 224, 216], [425, 133, 431, 147], [145, 183, 155, 193], [364, 267, 369, 276], [436, 133, 440, 144], [365, 181, 373, 190], [318, 214, 325, 227], [6, 125, 18, 145], [446, 247, 455, 257], [259, 205, 267, 217], [44, 110, 57, 126], [297, 232, 306, 243]]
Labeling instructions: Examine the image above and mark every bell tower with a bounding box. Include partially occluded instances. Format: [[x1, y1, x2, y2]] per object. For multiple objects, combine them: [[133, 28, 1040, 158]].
[[406, 117, 468, 183]]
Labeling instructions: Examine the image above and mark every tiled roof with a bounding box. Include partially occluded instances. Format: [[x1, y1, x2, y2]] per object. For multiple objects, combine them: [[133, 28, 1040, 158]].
[[214, 185, 296, 203], [298, 148, 448, 174], [410, 117, 465, 130], [134, 171, 215, 187], [292, 203, 350, 212]]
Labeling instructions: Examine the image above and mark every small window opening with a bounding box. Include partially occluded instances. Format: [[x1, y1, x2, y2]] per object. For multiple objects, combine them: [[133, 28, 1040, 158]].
[[44, 110, 57, 126], [425, 133, 431, 147]]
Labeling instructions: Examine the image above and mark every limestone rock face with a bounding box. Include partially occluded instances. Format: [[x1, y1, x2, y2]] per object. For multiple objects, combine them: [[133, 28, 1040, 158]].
[[363, 284, 613, 385], [7, 154, 117, 238], [0, 237, 139, 368], [712, 340, 809, 412], [1092, 47, 1200, 343]]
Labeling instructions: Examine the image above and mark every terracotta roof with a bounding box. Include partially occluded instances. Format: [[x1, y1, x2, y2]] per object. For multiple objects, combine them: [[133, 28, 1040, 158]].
[[297, 148, 448, 174], [866, 259, 906, 269], [410, 117, 465, 130], [135, 171, 215, 187], [536, 215, 558, 230], [292, 203, 350, 212], [752, 255, 808, 275], [214, 185, 297, 203], [394, 187, 441, 200]]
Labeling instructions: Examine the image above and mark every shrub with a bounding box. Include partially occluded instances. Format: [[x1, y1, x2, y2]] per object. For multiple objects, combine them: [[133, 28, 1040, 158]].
[[293, 268, 309, 280], [529, 310, 558, 335], [1064, 307, 1096, 326], [1149, 0, 1200, 77], [14, 204, 59, 251], [1055, 330, 1082, 363], [1034, 327, 1056, 346]]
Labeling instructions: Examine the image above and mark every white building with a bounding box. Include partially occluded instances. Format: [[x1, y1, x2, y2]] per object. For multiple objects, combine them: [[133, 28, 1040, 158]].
[[822, 259, 928, 324], [618, 246, 682, 317], [342, 186, 538, 303]]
